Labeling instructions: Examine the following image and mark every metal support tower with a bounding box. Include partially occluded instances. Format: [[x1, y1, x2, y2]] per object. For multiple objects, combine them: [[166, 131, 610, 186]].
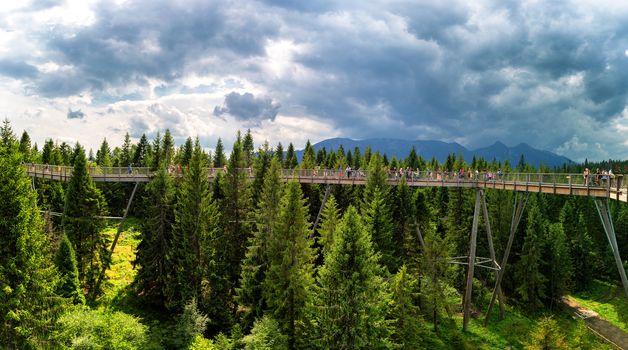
[[310, 184, 332, 239], [462, 190, 482, 331], [594, 198, 628, 298], [484, 192, 529, 325]]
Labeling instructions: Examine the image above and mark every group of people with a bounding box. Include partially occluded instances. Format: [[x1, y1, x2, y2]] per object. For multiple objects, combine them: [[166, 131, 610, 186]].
[[583, 168, 614, 186]]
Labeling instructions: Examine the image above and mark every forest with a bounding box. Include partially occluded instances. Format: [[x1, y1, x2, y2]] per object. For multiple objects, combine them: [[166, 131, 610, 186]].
[[1, 119, 627, 349]]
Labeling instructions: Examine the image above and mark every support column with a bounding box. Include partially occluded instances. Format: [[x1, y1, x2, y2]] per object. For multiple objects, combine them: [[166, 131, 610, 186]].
[[484, 192, 528, 325], [594, 198, 628, 298], [93, 182, 140, 297], [414, 217, 425, 249], [479, 190, 505, 319], [463, 189, 482, 331]]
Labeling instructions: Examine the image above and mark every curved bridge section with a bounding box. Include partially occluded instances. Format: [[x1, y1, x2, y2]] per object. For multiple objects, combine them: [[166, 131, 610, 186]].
[[24, 163, 627, 202]]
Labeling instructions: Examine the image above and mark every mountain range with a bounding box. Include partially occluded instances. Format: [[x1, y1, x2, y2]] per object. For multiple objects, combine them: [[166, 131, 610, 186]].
[[297, 138, 574, 168]]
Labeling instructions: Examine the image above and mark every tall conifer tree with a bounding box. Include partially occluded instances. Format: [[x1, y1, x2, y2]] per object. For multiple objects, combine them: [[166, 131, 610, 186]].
[[55, 234, 84, 304], [315, 206, 391, 349], [264, 181, 315, 349]]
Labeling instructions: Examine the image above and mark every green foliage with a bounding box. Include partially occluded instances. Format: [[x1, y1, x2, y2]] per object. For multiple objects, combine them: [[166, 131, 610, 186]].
[[545, 223, 572, 303], [56, 307, 148, 350], [390, 265, 425, 349], [242, 316, 289, 350], [263, 180, 315, 348], [515, 200, 548, 310], [189, 335, 215, 350], [171, 139, 221, 314], [161, 129, 175, 167], [55, 234, 85, 304], [315, 206, 391, 349], [237, 157, 282, 330], [364, 187, 397, 272], [284, 142, 298, 169], [524, 316, 568, 350], [213, 138, 227, 168], [317, 195, 340, 259], [0, 140, 62, 349], [243, 129, 255, 167], [171, 299, 209, 350], [63, 143, 108, 297], [96, 138, 112, 167], [363, 153, 388, 208], [420, 230, 454, 330], [135, 165, 176, 308]]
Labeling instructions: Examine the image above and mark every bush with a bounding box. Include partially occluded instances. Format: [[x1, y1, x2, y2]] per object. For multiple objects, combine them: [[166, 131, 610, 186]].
[[56, 306, 148, 349]]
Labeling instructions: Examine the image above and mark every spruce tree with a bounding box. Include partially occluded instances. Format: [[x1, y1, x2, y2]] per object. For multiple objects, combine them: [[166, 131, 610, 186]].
[[213, 137, 227, 168], [275, 142, 284, 165], [217, 137, 253, 325], [96, 138, 112, 167], [390, 265, 425, 350], [121, 132, 132, 166], [251, 142, 273, 206], [0, 118, 16, 149], [420, 230, 454, 330], [171, 139, 220, 311], [151, 131, 162, 170], [237, 157, 283, 330], [263, 181, 315, 349], [364, 187, 397, 272], [301, 140, 315, 170], [570, 212, 594, 291], [63, 143, 107, 296], [0, 141, 61, 348], [243, 129, 255, 167], [133, 133, 149, 167], [515, 200, 547, 310], [363, 153, 388, 208], [19, 130, 32, 162], [392, 176, 415, 268], [55, 234, 85, 304], [546, 223, 572, 307], [317, 195, 340, 260], [284, 143, 298, 169], [161, 129, 175, 167], [181, 136, 194, 166], [315, 206, 391, 349], [135, 165, 176, 308]]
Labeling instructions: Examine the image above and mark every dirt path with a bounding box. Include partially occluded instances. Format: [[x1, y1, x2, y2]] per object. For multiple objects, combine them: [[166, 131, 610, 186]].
[[562, 297, 628, 350]]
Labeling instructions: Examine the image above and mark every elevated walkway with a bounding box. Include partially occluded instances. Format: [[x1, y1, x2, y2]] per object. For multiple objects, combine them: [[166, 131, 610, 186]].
[[24, 164, 627, 203]]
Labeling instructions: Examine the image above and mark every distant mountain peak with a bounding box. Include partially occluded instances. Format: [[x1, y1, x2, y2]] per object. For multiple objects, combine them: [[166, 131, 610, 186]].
[[297, 137, 573, 168]]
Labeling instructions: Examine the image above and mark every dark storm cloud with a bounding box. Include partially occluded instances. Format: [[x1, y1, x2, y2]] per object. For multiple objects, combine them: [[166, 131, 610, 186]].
[[31, 0, 279, 97], [214, 92, 280, 122], [0, 59, 38, 79], [8, 0, 628, 160], [67, 109, 85, 119]]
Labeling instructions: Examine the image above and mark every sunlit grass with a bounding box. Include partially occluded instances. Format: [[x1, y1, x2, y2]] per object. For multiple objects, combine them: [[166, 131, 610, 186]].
[[569, 279, 628, 332]]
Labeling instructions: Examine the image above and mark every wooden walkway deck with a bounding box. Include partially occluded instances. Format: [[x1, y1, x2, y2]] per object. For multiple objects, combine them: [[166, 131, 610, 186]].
[[25, 164, 627, 203]]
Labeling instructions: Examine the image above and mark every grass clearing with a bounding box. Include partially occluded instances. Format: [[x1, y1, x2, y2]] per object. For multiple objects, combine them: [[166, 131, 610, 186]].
[[569, 279, 628, 332]]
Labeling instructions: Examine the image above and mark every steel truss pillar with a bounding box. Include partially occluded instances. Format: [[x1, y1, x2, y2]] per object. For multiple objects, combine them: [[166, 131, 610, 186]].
[[594, 198, 628, 298], [463, 189, 482, 331], [484, 192, 529, 325], [310, 184, 332, 239]]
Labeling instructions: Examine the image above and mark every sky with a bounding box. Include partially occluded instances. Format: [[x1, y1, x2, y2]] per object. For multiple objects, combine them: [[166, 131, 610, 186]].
[[1, 0, 628, 162]]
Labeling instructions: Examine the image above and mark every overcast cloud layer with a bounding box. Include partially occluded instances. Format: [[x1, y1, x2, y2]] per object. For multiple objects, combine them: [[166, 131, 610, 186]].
[[1, 0, 628, 161]]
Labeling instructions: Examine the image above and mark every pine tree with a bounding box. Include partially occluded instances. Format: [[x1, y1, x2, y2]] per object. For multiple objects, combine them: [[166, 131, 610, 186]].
[[275, 142, 284, 165], [515, 199, 547, 310], [181, 136, 194, 166], [284, 143, 298, 169], [390, 265, 425, 350], [264, 181, 315, 349], [171, 139, 220, 311], [363, 153, 388, 208], [121, 132, 132, 166], [19, 130, 32, 162], [420, 230, 454, 331], [243, 129, 255, 167], [55, 234, 85, 304], [214, 137, 227, 168], [317, 195, 340, 259], [63, 143, 108, 296], [237, 157, 283, 329], [364, 187, 397, 272], [96, 138, 112, 167], [0, 141, 61, 348], [546, 223, 572, 306], [133, 133, 149, 167], [135, 165, 176, 308], [161, 129, 175, 167], [315, 206, 391, 349], [216, 137, 253, 326]]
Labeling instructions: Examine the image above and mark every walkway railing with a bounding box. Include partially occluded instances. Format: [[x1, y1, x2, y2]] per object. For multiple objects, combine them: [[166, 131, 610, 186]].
[[24, 164, 627, 202]]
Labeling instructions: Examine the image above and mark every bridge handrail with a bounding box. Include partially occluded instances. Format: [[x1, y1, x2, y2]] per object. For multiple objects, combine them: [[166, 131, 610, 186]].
[[23, 163, 626, 192]]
